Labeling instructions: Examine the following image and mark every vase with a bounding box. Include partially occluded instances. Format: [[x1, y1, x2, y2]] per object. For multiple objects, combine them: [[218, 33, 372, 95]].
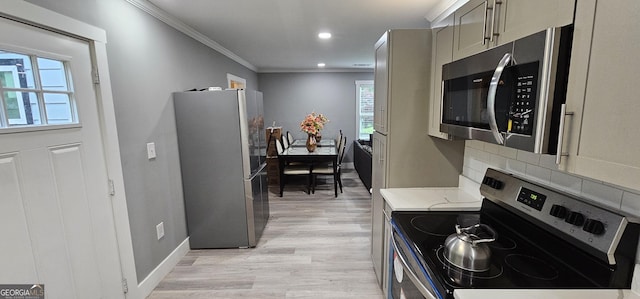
[[306, 134, 317, 152]]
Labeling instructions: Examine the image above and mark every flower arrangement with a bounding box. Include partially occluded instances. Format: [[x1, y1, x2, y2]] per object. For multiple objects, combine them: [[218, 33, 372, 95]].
[[299, 112, 329, 135]]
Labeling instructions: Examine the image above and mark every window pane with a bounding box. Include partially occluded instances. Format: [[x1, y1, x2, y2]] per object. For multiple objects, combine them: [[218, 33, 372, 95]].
[[37, 58, 69, 91], [0, 51, 35, 89], [3, 91, 40, 125], [360, 85, 374, 114], [359, 115, 374, 139], [44, 93, 73, 124], [357, 81, 374, 140]]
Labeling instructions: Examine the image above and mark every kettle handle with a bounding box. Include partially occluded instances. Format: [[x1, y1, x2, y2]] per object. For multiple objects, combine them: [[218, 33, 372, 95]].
[[455, 224, 497, 245]]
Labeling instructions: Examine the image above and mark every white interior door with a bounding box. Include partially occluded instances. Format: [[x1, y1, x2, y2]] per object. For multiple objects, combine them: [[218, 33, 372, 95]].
[[0, 17, 124, 298]]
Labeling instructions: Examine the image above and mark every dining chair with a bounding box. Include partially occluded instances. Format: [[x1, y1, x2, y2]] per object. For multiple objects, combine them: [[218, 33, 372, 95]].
[[281, 134, 290, 149], [276, 139, 312, 196], [311, 136, 347, 195]]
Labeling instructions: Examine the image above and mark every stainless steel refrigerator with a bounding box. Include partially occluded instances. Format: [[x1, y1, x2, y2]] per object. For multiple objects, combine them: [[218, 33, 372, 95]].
[[173, 89, 269, 248]]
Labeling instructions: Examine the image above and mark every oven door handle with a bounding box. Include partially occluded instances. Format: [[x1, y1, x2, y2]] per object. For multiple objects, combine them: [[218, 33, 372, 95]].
[[391, 236, 438, 299], [487, 52, 512, 145]]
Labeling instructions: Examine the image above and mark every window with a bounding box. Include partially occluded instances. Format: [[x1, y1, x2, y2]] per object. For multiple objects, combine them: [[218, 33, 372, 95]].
[[0, 50, 77, 128], [356, 80, 374, 140], [227, 73, 246, 90]]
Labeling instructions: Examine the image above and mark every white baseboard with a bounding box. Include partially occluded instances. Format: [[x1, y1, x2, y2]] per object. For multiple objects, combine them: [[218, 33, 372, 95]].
[[137, 237, 190, 298]]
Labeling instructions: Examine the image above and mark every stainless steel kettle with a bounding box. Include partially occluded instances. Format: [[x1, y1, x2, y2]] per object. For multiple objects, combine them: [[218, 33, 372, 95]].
[[443, 224, 497, 272]]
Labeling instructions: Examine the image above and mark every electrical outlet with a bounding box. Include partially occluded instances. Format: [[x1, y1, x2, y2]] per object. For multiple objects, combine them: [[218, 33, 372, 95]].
[[147, 142, 157, 160], [156, 222, 164, 240]]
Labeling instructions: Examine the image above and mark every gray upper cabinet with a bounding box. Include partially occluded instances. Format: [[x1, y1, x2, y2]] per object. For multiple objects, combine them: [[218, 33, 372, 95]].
[[453, 0, 575, 60], [452, 0, 490, 60], [560, 0, 640, 191], [496, 0, 574, 44], [429, 15, 455, 139], [373, 33, 389, 134]]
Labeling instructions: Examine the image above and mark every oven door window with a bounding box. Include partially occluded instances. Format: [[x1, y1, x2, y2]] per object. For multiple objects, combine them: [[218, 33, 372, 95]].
[[389, 231, 441, 299], [390, 249, 428, 299]]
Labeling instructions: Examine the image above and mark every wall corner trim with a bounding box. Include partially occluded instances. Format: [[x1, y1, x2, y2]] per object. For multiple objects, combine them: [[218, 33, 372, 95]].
[[137, 237, 191, 298], [124, 0, 258, 72]]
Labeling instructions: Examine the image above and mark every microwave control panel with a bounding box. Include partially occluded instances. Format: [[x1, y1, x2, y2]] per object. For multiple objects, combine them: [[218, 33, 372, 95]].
[[509, 62, 539, 135]]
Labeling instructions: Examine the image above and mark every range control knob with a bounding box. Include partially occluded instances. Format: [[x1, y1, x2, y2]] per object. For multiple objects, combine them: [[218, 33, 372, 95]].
[[565, 212, 585, 226], [482, 176, 504, 190], [583, 219, 605, 235], [549, 204, 568, 219]]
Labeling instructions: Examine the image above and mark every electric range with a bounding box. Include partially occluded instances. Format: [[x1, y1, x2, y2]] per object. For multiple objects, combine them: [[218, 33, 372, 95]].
[[388, 168, 639, 299]]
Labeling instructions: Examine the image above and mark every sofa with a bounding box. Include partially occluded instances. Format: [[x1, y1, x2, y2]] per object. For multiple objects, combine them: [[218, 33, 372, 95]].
[[353, 140, 372, 192]]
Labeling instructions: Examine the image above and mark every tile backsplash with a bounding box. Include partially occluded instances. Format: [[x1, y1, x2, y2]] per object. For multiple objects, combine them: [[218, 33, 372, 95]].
[[462, 140, 640, 264]]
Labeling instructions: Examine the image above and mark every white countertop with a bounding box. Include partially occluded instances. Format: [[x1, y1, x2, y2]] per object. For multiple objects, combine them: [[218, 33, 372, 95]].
[[380, 175, 482, 211], [454, 289, 640, 299]]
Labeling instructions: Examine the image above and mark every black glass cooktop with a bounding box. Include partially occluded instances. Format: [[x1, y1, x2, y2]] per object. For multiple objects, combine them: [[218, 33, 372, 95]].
[[391, 199, 625, 296]]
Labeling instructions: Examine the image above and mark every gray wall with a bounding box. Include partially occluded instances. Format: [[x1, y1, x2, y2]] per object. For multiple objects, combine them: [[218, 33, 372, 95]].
[[259, 72, 374, 162], [27, 0, 258, 282]]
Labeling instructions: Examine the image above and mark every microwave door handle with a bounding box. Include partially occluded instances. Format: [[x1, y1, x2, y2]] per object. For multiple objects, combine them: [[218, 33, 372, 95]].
[[487, 53, 512, 145]]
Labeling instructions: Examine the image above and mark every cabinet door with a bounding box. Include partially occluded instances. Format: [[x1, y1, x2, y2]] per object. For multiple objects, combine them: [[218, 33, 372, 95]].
[[373, 34, 389, 134], [453, 0, 490, 60], [430, 15, 454, 139], [496, 0, 574, 44], [371, 132, 387, 286], [561, 0, 640, 191]]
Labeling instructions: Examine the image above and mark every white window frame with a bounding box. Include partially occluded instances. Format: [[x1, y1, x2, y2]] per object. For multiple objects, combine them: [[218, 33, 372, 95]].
[[0, 48, 78, 130], [355, 80, 374, 140], [227, 73, 246, 89]]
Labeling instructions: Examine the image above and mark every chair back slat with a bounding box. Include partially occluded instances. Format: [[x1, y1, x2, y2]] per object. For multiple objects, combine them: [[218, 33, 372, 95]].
[[338, 136, 347, 165], [275, 139, 284, 154], [287, 131, 294, 144]]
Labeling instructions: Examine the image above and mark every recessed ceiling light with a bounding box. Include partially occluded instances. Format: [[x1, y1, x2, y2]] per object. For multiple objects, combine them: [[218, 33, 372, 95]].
[[317, 63, 326, 68], [318, 32, 332, 39]]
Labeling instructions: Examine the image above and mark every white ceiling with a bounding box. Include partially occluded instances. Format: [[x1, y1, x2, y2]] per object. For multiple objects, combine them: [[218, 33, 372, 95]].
[[143, 0, 465, 72]]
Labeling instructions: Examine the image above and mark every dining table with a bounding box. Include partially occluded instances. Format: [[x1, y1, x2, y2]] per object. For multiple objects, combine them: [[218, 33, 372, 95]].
[[277, 145, 339, 197], [289, 139, 336, 148]]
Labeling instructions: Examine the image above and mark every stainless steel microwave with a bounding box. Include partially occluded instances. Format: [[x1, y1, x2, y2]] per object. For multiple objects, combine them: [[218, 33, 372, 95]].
[[440, 26, 573, 154]]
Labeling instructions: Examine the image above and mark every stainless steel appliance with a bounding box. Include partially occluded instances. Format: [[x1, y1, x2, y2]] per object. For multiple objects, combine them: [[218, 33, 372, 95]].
[[440, 26, 573, 153], [173, 89, 269, 248], [389, 168, 639, 299]]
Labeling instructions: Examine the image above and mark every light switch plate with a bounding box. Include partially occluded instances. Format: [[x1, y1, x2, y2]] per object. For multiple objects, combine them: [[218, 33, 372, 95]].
[[156, 222, 164, 240], [147, 142, 156, 160]]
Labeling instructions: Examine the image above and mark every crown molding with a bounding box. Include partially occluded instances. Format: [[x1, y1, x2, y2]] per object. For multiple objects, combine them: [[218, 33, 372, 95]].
[[258, 68, 374, 74], [125, 0, 257, 72], [425, 0, 468, 24]]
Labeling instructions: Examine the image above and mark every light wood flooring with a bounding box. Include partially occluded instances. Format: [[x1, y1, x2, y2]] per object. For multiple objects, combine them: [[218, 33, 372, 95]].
[[147, 168, 383, 298]]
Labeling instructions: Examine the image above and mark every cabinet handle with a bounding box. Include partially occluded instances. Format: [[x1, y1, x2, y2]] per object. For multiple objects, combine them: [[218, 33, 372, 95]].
[[489, 0, 503, 42], [555, 103, 574, 165], [482, 1, 493, 45]]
